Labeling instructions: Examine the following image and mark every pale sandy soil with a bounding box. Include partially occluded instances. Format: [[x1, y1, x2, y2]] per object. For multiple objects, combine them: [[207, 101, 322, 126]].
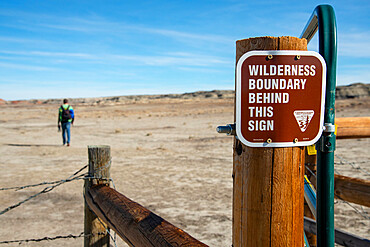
[[0, 96, 369, 246]]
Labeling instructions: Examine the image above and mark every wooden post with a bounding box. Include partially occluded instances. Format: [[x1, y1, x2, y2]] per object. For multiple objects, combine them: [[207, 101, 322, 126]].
[[233, 36, 306, 247], [84, 145, 111, 247]]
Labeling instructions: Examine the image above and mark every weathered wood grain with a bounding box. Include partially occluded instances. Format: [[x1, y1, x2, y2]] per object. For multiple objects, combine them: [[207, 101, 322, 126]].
[[233, 36, 306, 247], [85, 185, 209, 247], [307, 171, 370, 207], [84, 145, 111, 247], [334, 174, 370, 207], [336, 117, 370, 139]]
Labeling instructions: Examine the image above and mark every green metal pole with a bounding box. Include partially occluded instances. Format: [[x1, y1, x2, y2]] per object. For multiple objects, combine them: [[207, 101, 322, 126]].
[[300, 5, 337, 247], [315, 5, 337, 247]]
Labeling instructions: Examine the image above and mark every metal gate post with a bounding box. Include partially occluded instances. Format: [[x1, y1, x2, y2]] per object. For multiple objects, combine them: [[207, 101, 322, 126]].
[[301, 5, 337, 247]]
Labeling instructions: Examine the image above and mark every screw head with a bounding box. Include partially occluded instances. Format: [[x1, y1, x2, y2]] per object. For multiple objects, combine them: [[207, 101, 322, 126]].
[[267, 55, 273, 60], [293, 138, 298, 143], [296, 55, 301, 60], [266, 138, 272, 144]]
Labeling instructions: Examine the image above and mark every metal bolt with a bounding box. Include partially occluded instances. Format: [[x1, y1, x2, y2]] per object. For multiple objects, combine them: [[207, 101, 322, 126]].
[[216, 126, 231, 134], [296, 55, 301, 60], [294, 138, 299, 143], [267, 55, 273, 60], [216, 124, 236, 136], [266, 138, 272, 144]]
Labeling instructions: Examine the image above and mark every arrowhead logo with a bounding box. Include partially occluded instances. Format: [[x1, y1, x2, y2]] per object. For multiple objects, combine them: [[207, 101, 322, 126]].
[[294, 110, 314, 132]]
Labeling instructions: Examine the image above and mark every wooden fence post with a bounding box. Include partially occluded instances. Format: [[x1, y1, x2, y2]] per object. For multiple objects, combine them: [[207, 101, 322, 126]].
[[232, 36, 306, 247], [84, 145, 111, 247]]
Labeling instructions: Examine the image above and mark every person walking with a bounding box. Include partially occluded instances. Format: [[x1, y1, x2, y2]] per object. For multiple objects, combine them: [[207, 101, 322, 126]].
[[58, 99, 75, 146]]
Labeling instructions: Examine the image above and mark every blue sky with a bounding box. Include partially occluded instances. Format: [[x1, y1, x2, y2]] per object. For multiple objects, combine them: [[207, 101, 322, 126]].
[[0, 0, 369, 100]]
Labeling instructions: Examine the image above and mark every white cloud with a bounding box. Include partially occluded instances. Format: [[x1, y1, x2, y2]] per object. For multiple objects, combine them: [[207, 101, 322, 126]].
[[0, 36, 47, 44], [178, 67, 226, 73], [0, 48, 231, 68], [0, 8, 233, 48], [0, 62, 55, 71], [338, 31, 370, 57], [107, 53, 230, 67], [140, 27, 233, 44], [0, 50, 94, 58]]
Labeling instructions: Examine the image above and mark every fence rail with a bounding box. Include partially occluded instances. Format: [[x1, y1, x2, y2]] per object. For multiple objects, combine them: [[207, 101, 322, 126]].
[[308, 173, 370, 207], [336, 117, 370, 139], [334, 174, 370, 207], [304, 217, 370, 247], [85, 184, 208, 247]]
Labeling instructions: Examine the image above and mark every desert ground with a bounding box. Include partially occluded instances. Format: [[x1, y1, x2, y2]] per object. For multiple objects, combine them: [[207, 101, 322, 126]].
[[0, 89, 369, 246]]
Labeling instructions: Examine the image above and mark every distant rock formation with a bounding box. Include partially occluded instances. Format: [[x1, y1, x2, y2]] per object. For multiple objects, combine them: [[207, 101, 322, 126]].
[[1, 83, 368, 105], [335, 83, 370, 99]]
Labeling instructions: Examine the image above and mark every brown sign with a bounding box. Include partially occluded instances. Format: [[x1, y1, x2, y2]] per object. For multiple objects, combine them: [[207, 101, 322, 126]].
[[236, 51, 326, 147]]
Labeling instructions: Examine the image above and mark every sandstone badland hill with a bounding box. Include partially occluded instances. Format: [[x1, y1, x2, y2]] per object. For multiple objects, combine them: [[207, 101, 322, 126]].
[[1, 82, 369, 105]]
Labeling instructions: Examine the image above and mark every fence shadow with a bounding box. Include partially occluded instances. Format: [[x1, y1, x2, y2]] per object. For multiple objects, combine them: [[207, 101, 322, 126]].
[[5, 143, 62, 147]]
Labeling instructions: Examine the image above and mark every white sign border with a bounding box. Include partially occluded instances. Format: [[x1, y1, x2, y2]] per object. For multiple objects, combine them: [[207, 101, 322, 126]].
[[236, 50, 327, 148]]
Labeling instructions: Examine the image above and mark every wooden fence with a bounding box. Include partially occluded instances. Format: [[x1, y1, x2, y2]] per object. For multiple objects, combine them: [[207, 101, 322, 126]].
[[83, 116, 369, 247], [83, 145, 208, 247]]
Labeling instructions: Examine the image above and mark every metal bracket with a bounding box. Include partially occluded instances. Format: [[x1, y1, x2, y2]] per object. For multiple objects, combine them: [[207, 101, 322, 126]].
[[318, 134, 336, 153], [319, 123, 336, 152], [323, 123, 335, 133]]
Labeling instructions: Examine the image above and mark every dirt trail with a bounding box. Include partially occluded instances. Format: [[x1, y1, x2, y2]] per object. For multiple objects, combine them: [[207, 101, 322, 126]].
[[0, 96, 369, 246]]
